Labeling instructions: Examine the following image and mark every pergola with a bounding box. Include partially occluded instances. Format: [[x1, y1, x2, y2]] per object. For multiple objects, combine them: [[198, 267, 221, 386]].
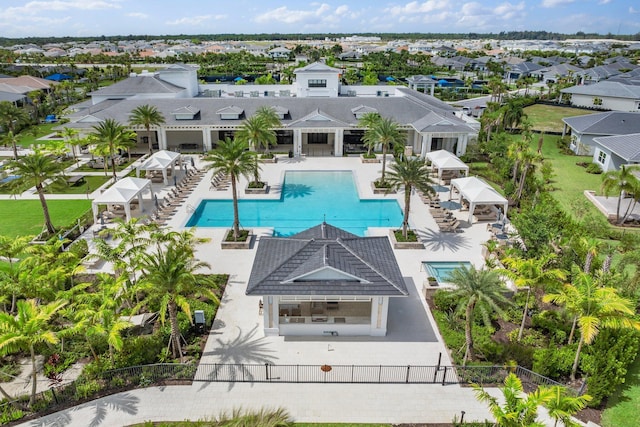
[[451, 176, 508, 223], [426, 150, 469, 182], [136, 150, 181, 185], [92, 177, 154, 223]]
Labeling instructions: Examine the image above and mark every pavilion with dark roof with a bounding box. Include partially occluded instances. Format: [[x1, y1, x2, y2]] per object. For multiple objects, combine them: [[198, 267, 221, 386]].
[[246, 222, 408, 337]]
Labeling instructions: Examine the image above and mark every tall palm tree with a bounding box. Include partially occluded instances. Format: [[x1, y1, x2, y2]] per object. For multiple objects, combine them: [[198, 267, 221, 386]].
[[474, 373, 554, 427], [136, 237, 218, 361], [235, 107, 280, 184], [501, 254, 566, 342], [9, 152, 66, 235], [601, 165, 640, 225], [0, 299, 68, 406], [544, 271, 640, 380], [128, 104, 165, 154], [60, 126, 80, 161], [445, 266, 511, 365], [363, 116, 406, 184], [385, 157, 435, 239], [544, 385, 592, 427], [0, 101, 30, 160], [91, 118, 136, 181], [358, 112, 382, 156], [206, 138, 257, 240]]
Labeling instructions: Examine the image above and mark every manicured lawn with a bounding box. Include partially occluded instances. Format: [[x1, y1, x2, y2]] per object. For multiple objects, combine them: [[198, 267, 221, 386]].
[[16, 123, 61, 148], [45, 175, 110, 194], [0, 199, 92, 237], [523, 104, 594, 133], [601, 355, 640, 427], [74, 158, 136, 172]]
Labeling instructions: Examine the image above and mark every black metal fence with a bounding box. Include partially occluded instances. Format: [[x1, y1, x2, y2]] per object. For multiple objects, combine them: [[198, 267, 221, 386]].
[[0, 362, 580, 425]]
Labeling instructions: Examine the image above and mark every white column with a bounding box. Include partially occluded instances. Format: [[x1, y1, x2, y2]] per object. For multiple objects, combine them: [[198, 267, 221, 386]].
[[420, 134, 429, 158], [334, 129, 343, 157], [158, 128, 168, 150], [293, 129, 302, 156], [370, 297, 389, 337], [458, 134, 469, 156], [202, 127, 212, 152]]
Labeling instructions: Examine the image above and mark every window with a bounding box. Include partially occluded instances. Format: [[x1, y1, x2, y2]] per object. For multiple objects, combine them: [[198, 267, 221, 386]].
[[308, 79, 327, 88], [308, 133, 328, 144], [597, 150, 607, 165]]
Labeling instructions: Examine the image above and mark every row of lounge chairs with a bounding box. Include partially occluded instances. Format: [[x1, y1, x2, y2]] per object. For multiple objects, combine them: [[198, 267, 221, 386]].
[[150, 168, 205, 225], [209, 171, 231, 190]]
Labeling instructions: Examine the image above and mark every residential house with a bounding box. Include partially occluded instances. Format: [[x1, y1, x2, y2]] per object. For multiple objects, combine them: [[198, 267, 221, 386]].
[[562, 111, 640, 155], [560, 81, 640, 112], [592, 133, 640, 171]]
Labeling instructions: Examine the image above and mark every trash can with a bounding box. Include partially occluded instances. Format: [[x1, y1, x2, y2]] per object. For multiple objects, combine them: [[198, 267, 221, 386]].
[[288, 150, 294, 158], [194, 310, 205, 334]]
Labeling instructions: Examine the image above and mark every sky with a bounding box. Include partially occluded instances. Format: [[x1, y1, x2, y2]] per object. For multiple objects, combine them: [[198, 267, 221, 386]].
[[0, 0, 638, 39]]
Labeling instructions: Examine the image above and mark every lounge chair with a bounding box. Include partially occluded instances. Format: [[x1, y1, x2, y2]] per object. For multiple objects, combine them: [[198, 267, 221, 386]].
[[439, 220, 461, 232]]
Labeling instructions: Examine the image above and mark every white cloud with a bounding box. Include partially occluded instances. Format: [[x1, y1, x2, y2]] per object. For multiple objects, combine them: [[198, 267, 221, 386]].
[[541, 0, 575, 8], [385, 1, 452, 17], [165, 15, 214, 26], [598, 0, 612, 4], [457, 1, 525, 28], [126, 12, 148, 19], [5, 0, 121, 15], [254, 4, 357, 25], [630, 6, 639, 14]]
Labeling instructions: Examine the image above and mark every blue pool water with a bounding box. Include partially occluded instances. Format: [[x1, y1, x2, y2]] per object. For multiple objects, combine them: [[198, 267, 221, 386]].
[[0, 175, 20, 185], [186, 171, 403, 236], [423, 261, 473, 284]]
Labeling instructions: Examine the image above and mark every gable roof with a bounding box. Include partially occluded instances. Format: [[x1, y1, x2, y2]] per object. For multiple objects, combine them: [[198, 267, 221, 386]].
[[288, 108, 352, 128], [594, 133, 640, 162], [561, 81, 640, 99], [294, 62, 342, 74], [246, 223, 408, 297], [89, 74, 185, 96], [563, 111, 640, 135]]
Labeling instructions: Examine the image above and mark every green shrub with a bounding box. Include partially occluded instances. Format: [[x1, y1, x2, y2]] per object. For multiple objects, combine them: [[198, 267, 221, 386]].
[[67, 238, 89, 259], [532, 345, 576, 379], [74, 379, 101, 400], [0, 408, 24, 424], [114, 334, 165, 368], [582, 329, 640, 406], [532, 310, 571, 344], [508, 328, 547, 347], [585, 162, 602, 174], [432, 310, 465, 364], [433, 289, 459, 312]]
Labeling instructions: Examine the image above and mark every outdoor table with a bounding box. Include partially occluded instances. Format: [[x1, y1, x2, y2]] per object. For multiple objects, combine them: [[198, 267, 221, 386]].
[[67, 175, 85, 186]]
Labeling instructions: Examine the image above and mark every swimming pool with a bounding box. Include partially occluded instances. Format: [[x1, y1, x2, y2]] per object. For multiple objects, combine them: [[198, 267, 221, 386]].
[[186, 171, 403, 236], [422, 261, 473, 284], [0, 175, 21, 185]]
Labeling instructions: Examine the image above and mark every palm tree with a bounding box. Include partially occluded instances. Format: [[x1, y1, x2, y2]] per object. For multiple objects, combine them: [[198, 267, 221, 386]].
[[358, 112, 382, 156], [445, 266, 511, 365], [544, 385, 592, 427], [601, 165, 640, 225], [90, 118, 136, 181], [544, 271, 640, 380], [9, 152, 66, 235], [363, 116, 406, 184], [474, 373, 554, 427], [206, 137, 256, 240], [0, 235, 31, 312], [501, 254, 566, 342], [0, 299, 68, 406], [128, 104, 165, 154], [235, 110, 278, 185], [385, 157, 435, 239], [60, 126, 80, 161], [136, 236, 218, 361], [0, 101, 30, 160]]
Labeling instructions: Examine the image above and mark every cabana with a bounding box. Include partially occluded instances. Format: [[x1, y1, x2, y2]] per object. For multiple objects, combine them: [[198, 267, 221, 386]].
[[451, 177, 508, 223], [425, 149, 469, 182], [136, 150, 181, 185], [92, 177, 154, 223]]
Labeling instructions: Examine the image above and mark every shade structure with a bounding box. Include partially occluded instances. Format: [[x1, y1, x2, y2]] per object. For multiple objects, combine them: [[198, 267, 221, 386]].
[[451, 176, 508, 222], [92, 177, 154, 223], [426, 150, 469, 181], [136, 150, 181, 185]]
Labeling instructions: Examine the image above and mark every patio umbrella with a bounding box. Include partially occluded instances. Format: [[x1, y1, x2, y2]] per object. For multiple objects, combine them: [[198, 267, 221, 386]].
[[190, 157, 195, 167], [173, 175, 177, 186], [154, 194, 159, 209]]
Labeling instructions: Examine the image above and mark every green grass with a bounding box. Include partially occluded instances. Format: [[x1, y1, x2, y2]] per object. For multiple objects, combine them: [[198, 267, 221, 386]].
[[523, 104, 594, 133], [16, 123, 61, 148], [0, 199, 92, 237], [601, 355, 640, 427], [74, 158, 136, 172], [44, 175, 110, 194]]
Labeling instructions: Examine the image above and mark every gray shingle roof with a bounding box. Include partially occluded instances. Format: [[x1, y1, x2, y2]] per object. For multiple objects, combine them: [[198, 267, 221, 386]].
[[563, 111, 640, 135], [594, 133, 640, 162], [89, 75, 185, 96], [246, 223, 408, 297], [561, 81, 640, 99]]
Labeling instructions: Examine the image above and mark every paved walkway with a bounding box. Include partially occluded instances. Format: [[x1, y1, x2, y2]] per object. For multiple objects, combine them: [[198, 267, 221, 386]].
[[9, 155, 572, 426]]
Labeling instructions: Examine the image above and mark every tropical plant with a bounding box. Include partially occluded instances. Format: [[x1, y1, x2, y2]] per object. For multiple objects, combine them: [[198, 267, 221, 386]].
[[0, 101, 30, 160], [473, 373, 554, 427], [8, 151, 66, 234], [362, 115, 406, 184], [601, 165, 640, 225], [385, 157, 435, 239], [0, 235, 31, 312], [206, 137, 256, 240], [544, 270, 640, 380], [234, 107, 280, 184], [445, 266, 511, 365], [128, 104, 165, 154], [358, 112, 382, 156], [501, 253, 566, 342], [136, 233, 218, 361], [90, 118, 136, 181], [0, 299, 68, 406], [544, 385, 592, 427]]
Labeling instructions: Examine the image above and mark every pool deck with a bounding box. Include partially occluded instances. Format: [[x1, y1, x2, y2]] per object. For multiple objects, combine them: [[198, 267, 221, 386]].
[[15, 155, 524, 426]]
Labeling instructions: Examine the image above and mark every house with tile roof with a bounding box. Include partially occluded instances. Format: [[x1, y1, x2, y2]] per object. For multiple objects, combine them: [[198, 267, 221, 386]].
[[592, 133, 640, 172], [245, 222, 408, 337], [562, 111, 640, 155], [60, 62, 478, 158]]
